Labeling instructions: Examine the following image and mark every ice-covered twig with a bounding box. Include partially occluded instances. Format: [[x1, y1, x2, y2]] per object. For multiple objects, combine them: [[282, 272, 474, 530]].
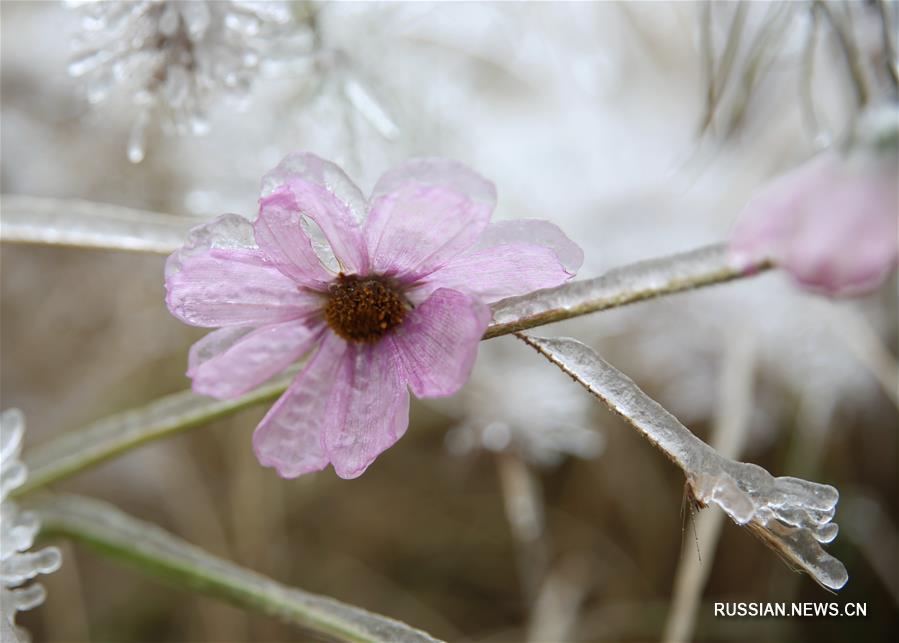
[[30, 494, 442, 643], [486, 244, 769, 339], [11, 371, 293, 498], [0, 195, 201, 254], [663, 335, 756, 643], [518, 334, 848, 591]]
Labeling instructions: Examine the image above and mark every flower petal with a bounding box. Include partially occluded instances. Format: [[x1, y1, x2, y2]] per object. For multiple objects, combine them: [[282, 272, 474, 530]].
[[323, 342, 410, 479], [165, 248, 324, 327], [165, 213, 258, 279], [470, 219, 584, 273], [364, 158, 497, 281], [254, 191, 336, 288], [783, 167, 897, 296], [388, 288, 491, 398], [413, 243, 576, 304], [252, 332, 347, 478], [261, 153, 368, 274], [731, 152, 898, 296], [188, 321, 326, 399]]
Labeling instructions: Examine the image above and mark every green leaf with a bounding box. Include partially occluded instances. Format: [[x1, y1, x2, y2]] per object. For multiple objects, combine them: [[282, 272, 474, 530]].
[[32, 494, 442, 643]]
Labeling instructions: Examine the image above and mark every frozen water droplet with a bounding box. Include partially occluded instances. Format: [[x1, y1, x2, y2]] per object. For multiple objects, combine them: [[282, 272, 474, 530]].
[[12, 583, 46, 612], [127, 110, 150, 163]]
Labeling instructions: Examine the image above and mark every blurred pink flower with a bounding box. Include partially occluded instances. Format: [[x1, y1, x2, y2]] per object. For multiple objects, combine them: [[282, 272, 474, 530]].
[[166, 153, 582, 479], [730, 151, 898, 296]]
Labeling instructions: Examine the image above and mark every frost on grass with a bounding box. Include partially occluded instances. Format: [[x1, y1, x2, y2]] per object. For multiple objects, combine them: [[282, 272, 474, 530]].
[[519, 335, 848, 591], [1, 410, 62, 643]]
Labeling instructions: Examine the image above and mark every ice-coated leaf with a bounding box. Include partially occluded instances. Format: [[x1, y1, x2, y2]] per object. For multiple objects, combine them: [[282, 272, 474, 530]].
[[31, 494, 442, 643], [0, 195, 202, 254], [519, 334, 848, 591], [485, 244, 769, 338], [13, 372, 296, 498]]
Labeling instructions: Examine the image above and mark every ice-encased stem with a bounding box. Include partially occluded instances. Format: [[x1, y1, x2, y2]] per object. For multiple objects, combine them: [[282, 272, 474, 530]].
[[30, 494, 442, 643], [12, 372, 294, 497], [518, 334, 848, 591], [485, 244, 769, 339], [0, 195, 202, 254]]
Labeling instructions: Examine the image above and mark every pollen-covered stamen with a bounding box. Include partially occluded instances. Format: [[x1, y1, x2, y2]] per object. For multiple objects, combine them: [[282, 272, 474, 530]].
[[324, 274, 408, 343]]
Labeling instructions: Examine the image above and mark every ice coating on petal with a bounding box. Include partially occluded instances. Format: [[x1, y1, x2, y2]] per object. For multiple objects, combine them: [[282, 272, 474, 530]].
[[323, 342, 410, 479], [253, 333, 347, 478], [471, 219, 584, 274], [365, 185, 494, 282], [165, 213, 257, 279], [189, 321, 326, 399], [261, 152, 368, 222], [365, 159, 496, 282], [165, 248, 321, 327], [730, 151, 898, 297], [388, 288, 491, 397], [260, 153, 369, 274], [520, 335, 848, 590], [413, 243, 574, 304], [186, 325, 256, 373], [371, 157, 497, 209], [255, 191, 336, 288]]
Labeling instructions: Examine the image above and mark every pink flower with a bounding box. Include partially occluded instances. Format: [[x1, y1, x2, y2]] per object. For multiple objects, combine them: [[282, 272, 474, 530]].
[[166, 154, 582, 479], [730, 151, 898, 297]]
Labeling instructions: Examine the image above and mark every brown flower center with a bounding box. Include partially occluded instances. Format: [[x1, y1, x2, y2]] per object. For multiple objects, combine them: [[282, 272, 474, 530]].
[[324, 274, 407, 343]]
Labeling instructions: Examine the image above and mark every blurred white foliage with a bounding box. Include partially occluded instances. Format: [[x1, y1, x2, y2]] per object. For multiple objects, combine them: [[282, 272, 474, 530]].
[[0, 410, 62, 643], [67, 0, 312, 162]]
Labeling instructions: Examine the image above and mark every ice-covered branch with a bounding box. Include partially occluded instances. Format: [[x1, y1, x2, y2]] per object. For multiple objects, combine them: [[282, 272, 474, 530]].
[[10, 372, 292, 498], [518, 334, 848, 591], [31, 494, 442, 643], [485, 244, 770, 339], [0, 195, 200, 254]]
